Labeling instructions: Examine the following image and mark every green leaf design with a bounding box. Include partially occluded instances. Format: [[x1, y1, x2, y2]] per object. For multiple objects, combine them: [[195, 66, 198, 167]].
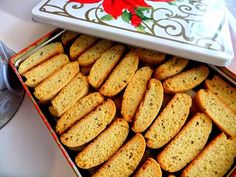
[[101, 14, 114, 21], [121, 10, 131, 23], [135, 9, 151, 21], [136, 25, 145, 33], [137, 7, 151, 12], [168, 1, 177, 5]]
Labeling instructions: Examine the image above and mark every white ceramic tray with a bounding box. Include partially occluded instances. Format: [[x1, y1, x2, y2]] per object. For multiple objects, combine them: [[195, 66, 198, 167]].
[[32, 0, 234, 66]]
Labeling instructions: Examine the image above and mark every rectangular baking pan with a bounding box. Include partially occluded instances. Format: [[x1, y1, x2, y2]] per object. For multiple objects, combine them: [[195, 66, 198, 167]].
[[10, 29, 236, 177]]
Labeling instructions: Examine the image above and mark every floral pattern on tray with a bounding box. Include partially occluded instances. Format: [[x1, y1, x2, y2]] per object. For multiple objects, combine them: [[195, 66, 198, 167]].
[[39, 0, 227, 52]]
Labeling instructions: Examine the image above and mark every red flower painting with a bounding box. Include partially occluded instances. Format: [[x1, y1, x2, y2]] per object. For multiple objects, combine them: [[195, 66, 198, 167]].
[[69, 0, 174, 28]]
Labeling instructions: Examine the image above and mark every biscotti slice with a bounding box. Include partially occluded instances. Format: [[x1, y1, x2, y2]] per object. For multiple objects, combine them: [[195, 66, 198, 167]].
[[70, 34, 98, 60], [19, 42, 64, 74], [92, 133, 146, 177], [75, 118, 129, 169], [157, 113, 212, 172], [34, 62, 79, 102], [99, 51, 139, 97], [134, 158, 162, 177], [195, 89, 236, 136], [60, 99, 116, 148], [23, 54, 69, 87], [205, 75, 236, 112], [132, 79, 164, 133], [154, 56, 189, 80], [181, 133, 236, 177], [88, 45, 125, 89], [145, 93, 192, 149], [56, 92, 104, 134], [78, 39, 113, 67], [49, 73, 89, 117], [163, 65, 209, 93], [137, 48, 166, 65], [121, 67, 153, 122], [61, 31, 79, 46]]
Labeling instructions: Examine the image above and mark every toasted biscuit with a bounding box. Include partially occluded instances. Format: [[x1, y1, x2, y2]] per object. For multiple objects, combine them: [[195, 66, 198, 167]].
[[24, 54, 69, 87], [34, 62, 79, 102], [60, 99, 116, 148], [92, 133, 146, 177], [99, 51, 139, 97], [181, 133, 236, 177], [163, 65, 209, 93], [154, 56, 189, 80], [70, 34, 98, 60], [157, 113, 212, 172], [88, 45, 125, 89], [195, 89, 236, 137], [75, 118, 129, 169], [121, 67, 153, 122], [19, 42, 64, 74], [49, 73, 89, 117], [56, 92, 104, 134], [132, 79, 164, 133], [134, 158, 162, 177], [78, 39, 113, 67], [145, 93, 192, 149]]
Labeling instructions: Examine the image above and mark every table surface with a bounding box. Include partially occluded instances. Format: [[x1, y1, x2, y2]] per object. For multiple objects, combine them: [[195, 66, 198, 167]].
[[0, 0, 77, 177], [0, 0, 235, 177]]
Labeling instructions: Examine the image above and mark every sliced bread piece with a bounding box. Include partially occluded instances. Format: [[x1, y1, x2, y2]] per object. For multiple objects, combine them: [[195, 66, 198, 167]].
[[78, 39, 113, 67], [154, 56, 189, 80], [137, 48, 166, 65], [88, 45, 125, 89], [99, 51, 139, 97], [134, 158, 162, 177], [70, 34, 98, 60], [56, 92, 104, 134], [205, 75, 236, 112], [23, 54, 69, 87], [181, 133, 236, 177], [121, 67, 153, 122], [195, 89, 236, 136], [49, 73, 89, 117], [34, 62, 79, 102], [157, 113, 212, 172], [61, 31, 79, 46], [92, 133, 146, 177], [75, 118, 129, 169], [145, 93, 192, 149], [60, 99, 116, 148], [132, 79, 164, 133], [19, 42, 64, 74], [163, 65, 209, 93]]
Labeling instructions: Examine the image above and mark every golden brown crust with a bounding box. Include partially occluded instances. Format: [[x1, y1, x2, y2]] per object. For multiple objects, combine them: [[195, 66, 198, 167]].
[[19, 42, 64, 74], [34, 62, 79, 102], [133, 158, 162, 177], [132, 79, 164, 133], [121, 66, 153, 122], [92, 133, 146, 177], [163, 65, 209, 94], [70, 34, 98, 60], [75, 118, 129, 169], [56, 92, 104, 134], [181, 133, 236, 177], [60, 99, 116, 148], [195, 89, 236, 137], [154, 56, 189, 81], [145, 93, 192, 149], [99, 51, 139, 97], [205, 75, 236, 113], [157, 113, 212, 172]]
